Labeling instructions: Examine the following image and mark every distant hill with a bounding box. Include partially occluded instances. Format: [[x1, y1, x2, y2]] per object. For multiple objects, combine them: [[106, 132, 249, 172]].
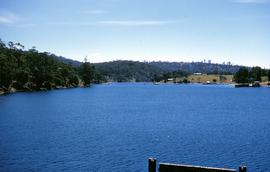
[[53, 55, 82, 67], [149, 61, 243, 74], [54, 57, 247, 82], [94, 61, 159, 82], [93, 60, 245, 82]]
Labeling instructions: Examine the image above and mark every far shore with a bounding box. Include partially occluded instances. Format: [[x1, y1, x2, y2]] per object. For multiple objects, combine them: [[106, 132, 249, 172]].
[[1, 80, 269, 96]]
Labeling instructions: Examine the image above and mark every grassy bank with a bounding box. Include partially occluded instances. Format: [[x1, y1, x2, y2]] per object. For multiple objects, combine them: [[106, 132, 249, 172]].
[[188, 74, 234, 84]]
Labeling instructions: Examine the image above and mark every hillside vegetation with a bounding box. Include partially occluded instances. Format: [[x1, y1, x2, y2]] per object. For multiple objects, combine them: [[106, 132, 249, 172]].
[[93, 60, 245, 82], [94, 61, 159, 82], [233, 67, 270, 84], [0, 40, 99, 94]]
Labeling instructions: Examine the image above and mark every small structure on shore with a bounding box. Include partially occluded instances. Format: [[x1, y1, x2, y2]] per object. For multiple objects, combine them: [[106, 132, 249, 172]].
[[203, 81, 211, 85]]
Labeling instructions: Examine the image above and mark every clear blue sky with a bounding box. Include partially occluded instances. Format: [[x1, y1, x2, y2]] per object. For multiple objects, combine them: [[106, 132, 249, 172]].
[[0, 0, 269, 67]]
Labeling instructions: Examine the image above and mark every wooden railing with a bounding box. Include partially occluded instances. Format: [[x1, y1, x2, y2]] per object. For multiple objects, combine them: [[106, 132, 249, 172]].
[[149, 158, 247, 172]]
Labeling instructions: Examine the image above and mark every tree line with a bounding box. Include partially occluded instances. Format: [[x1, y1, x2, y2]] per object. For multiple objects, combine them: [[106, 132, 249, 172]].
[[153, 70, 189, 83], [93, 60, 244, 82], [233, 66, 270, 83], [0, 39, 103, 93]]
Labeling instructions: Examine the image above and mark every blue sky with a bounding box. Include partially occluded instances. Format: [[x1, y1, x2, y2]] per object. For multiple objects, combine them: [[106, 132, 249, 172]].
[[0, 0, 269, 67]]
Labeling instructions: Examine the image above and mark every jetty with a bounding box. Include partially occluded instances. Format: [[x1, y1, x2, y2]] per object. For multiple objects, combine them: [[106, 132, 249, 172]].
[[148, 158, 247, 172], [235, 82, 260, 88]]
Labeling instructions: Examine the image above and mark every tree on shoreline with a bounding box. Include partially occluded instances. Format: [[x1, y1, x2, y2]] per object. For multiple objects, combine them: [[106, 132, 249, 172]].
[[249, 66, 262, 82], [234, 66, 270, 84], [79, 57, 94, 86], [0, 39, 98, 92], [233, 67, 249, 83]]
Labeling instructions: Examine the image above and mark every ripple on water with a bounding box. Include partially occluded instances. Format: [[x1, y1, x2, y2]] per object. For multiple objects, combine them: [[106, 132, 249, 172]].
[[0, 83, 270, 171]]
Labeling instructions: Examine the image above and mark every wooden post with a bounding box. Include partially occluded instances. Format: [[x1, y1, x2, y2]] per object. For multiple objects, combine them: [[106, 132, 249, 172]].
[[239, 166, 247, 172], [148, 158, 156, 172]]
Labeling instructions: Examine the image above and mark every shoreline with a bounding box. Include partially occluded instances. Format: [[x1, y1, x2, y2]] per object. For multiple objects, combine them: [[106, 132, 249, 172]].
[[1, 81, 269, 96], [0, 85, 89, 96]]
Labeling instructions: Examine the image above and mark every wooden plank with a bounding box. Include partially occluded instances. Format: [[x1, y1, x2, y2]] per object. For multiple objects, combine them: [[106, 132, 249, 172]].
[[149, 158, 156, 172], [239, 166, 247, 172], [159, 163, 236, 172]]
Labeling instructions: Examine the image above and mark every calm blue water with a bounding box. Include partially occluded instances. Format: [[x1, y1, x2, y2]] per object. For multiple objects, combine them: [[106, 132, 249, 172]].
[[0, 83, 270, 172]]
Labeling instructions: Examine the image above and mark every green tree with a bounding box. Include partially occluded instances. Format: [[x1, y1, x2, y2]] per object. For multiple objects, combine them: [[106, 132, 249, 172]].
[[249, 66, 262, 82], [93, 71, 104, 83], [234, 67, 249, 83], [79, 62, 94, 86], [16, 68, 30, 86], [0, 53, 16, 88]]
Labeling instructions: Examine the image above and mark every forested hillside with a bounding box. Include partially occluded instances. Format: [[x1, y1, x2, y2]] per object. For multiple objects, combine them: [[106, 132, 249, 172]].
[[149, 61, 242, 74], [94, 61, 160, 82], [93, 60, 246, 82], [0, 39, 98, 94]]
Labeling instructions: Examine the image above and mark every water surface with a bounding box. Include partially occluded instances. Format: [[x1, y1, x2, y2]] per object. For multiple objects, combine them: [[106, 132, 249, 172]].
[[0, 83, 270, 171]]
